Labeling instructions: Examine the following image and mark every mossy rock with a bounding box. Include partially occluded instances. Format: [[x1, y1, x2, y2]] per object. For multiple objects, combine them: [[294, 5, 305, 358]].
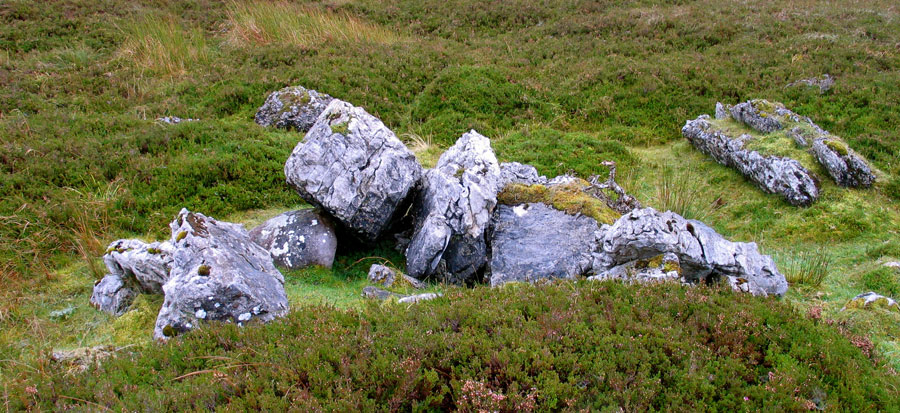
[[278, 90, 311, 108], [497, 180, 621, 225], [329, 121, 349, 135], [825, 139, 850, 156]]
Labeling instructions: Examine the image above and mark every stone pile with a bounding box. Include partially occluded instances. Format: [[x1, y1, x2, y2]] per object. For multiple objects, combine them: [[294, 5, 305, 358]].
[[92, 86, 794, 339]]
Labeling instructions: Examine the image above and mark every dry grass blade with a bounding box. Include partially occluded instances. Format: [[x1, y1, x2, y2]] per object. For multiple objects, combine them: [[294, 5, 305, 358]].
[[225, 1, 400, 48]]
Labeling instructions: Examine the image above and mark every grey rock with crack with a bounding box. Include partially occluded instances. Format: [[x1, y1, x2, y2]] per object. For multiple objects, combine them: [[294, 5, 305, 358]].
[[729, 101, 783, 133], [489, 203, 603, 286], [285, 99, 422, 242], [596, 207, 787, 296], [255, 86, 333, 132], [249, 209, 337, 269], [588, 253, 683, 284], [682, 115, 819, 207], [154, 209, 289, 340], [405, 130, 501, 284]]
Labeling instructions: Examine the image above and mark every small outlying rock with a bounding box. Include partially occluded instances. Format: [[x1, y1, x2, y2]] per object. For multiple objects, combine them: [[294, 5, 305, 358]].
[[154, 209, 289, 340], [362, 286, 399, 300], [682, 115, 819, 207], [156, 116, 197, 124], [406, 130, 501, 284], [90, 274, 138, 316], [249, 209, 337, 269], [787, 74, 834, 92], [368, 264, 425, 289], [883, 262, 900, 269], [597, 207, 788, 296], [285, 99, 422, 242], [361, 286, 440, 303], [255, 86, 333, 132], [843, 292, 899, 312], [489, 203, 603, 286], [51, 345, 119, 373]]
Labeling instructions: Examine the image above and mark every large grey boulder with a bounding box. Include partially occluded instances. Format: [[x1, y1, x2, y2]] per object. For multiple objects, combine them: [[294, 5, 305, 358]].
[[249, 209, 337, 269], [285, 99, 422, 242], [255, 86, 333, 132], [489, 203, 603, 286], [682, 115, 819, 207], [811, 138, 875, 187], [154, 209, 289, 340], [406, 131, 502, 284], [597, 207, 788, 296], [102, 239, 173, 294], [89, 274, 138, 316]]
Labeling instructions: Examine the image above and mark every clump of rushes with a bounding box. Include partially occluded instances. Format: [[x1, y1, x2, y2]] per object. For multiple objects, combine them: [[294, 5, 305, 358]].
[[497, 180, 621, 225], [778, 248, 830, 287]]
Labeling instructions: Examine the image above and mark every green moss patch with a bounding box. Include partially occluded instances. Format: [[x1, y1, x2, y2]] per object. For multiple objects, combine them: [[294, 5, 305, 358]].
[[498, 180, 621, 225], [329, 121, 349, 135]]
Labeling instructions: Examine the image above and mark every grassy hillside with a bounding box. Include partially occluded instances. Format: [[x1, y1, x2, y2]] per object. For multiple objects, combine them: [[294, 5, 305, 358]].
[[2, 0, 900, 407]]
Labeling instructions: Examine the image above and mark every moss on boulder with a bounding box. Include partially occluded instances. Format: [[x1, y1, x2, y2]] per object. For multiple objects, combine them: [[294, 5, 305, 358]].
[[497, 180, 621, 225]]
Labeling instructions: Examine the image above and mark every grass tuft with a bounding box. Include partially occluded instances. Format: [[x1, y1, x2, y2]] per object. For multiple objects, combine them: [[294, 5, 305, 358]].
[[776, 248, 831, 287], [225, 1, 399, 48], [116, 14, 209, 77]]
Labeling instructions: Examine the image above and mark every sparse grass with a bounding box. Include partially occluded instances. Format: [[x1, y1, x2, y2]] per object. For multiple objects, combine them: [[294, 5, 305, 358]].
[[775, 247, 831, 288], [652, 164, 717, 222], [225, 1, 400, 48], [116, 14, 209, 77]]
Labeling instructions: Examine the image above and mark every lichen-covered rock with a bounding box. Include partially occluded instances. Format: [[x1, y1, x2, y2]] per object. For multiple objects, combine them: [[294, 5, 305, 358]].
[[405, 131, 501, 284], [715, 102, 729, 120], [154, 209, 288, 340], [843, 292, 899, 312], [361, 286, 440, 304], [285, 99, 422, 242], [90, 274, 138, 316], [489, 203, 603, 286], [368, 264, 425, 289], [727, 276, 769, 296], [588, 253, 682, 284], [597, 207, 787, 296], [103, 239, 173, 294], [255, 86, 333, 132], [397, 293, 441, 304], [811, 138, 875, 187], [249, 209, 337, 269], [729, 100, 783, 133], [499, 162, 547, 186], [682, 115, 819, 207]]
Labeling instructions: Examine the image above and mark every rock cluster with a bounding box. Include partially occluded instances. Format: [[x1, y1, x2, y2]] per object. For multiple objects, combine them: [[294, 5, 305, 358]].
[[93, 86, 795, 339], [685, 100, 874, 206], [682, 115, 819, 207]]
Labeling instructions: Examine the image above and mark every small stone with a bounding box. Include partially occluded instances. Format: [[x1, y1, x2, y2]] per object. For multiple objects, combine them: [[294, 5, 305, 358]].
[[843, 292, 899, 312]]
